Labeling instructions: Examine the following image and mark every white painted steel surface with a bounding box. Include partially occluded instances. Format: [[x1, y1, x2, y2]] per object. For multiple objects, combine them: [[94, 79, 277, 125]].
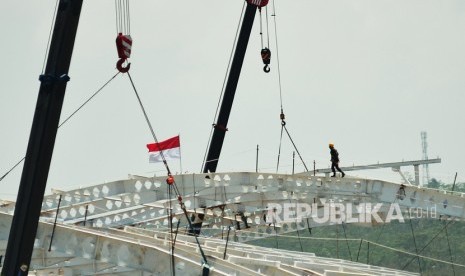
[[1, 171, 461, 275]]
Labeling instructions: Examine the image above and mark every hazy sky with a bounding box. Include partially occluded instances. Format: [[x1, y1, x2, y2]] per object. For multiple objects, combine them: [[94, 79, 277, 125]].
[[1, 1, 464, 200]]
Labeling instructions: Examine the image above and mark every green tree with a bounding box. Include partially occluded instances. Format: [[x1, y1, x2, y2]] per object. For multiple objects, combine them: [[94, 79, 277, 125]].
[[426, 178, 443, 189]]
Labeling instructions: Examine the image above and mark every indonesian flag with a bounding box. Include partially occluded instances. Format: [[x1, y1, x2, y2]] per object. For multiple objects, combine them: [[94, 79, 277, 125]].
[[147, 135, 181, 163]]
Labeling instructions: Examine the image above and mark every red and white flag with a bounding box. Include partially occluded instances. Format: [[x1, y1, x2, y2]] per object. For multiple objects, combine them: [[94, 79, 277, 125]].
[[147, 135, 181, 163]]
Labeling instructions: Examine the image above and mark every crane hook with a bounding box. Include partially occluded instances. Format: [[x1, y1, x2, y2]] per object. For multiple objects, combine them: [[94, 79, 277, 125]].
[[261, 48, 271, 73], [116, 58, 131, 73], [263, 64, 270, 73]]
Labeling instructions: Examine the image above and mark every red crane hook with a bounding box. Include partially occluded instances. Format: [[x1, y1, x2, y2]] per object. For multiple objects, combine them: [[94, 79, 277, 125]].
[[115, 33, 132, 73], [116, 58, 131, 73]]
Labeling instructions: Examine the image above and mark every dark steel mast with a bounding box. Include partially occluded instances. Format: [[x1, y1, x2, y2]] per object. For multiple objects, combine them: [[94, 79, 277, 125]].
[[2, 0, 83, 275], [203, 0, 268, 173]]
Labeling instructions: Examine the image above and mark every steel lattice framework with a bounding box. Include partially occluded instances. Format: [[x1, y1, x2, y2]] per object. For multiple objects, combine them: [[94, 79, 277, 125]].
[[1, 171, 464, 275]]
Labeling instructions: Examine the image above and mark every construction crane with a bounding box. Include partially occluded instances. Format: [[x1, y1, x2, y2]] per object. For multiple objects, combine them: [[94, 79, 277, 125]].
[[3, 0, 265, 273]]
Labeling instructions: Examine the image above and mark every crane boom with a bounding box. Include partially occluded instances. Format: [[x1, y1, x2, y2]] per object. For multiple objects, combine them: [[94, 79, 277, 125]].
[[203, 0, 268, 173], [2, 1, 83, 275]]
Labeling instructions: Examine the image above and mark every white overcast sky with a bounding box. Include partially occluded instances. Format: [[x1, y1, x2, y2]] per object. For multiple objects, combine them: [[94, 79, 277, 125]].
[[1, 1, 464, 200]]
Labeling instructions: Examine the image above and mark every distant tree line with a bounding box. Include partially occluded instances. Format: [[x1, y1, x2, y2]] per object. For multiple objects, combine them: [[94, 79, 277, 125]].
[[425, 178, 465, 192]]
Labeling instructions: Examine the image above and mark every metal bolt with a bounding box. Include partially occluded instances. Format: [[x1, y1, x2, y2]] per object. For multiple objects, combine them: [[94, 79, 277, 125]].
[[20, 264, 28, 271]]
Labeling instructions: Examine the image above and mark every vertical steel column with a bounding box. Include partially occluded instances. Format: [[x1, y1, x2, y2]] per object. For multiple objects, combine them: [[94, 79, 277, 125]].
[[2, 0, 83, 275], [203, 3, 258, 173], [48, 195, 62, 252], [256, 144, 259, 172], [414, 164, 420, 186]]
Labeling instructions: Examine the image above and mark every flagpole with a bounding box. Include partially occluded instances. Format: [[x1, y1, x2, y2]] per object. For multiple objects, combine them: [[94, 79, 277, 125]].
[[178, 133, 183, 174], [178, 133, 184, 196]]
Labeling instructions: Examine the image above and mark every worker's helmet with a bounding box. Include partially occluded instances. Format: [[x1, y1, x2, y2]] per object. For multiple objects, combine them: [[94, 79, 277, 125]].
[[329, 143, 334, 148]]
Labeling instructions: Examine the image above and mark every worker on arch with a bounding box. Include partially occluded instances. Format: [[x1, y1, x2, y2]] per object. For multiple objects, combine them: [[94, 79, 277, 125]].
[[329, 143, 345, 178]]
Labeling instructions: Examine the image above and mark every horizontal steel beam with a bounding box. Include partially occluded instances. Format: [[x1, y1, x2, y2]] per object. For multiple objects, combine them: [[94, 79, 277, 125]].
[[298, 158, 442, 174]]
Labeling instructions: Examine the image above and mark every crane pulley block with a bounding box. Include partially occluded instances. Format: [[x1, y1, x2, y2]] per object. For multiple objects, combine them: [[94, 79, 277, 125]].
[[247, 0, 269, 8], [261, 48, 271, 65], [116, 33, 132, 59]]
